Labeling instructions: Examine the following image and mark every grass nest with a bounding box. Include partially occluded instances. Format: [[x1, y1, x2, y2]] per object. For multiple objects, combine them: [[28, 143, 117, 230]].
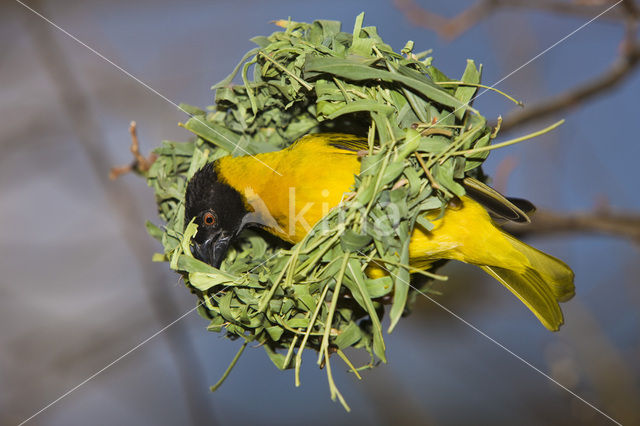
[[142, 13, 553, 409]]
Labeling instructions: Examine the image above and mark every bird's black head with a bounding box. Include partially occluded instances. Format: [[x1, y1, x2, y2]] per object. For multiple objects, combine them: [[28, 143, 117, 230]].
[[184, 162, 249, 268]]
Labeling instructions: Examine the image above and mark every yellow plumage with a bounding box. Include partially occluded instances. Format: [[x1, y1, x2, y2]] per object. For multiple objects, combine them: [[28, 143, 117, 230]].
[[214, 133, 575, 330]]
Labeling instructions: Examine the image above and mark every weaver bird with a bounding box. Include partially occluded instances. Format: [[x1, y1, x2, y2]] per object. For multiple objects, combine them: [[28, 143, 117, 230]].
[[185, 134, 575, 330]]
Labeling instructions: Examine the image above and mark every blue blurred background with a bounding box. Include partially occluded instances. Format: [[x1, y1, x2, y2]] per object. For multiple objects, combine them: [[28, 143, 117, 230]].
[[1, 0, 638, 425]]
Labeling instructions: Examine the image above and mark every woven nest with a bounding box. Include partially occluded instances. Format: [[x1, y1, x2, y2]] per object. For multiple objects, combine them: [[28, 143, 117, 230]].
[[144, 13, 513, 409]]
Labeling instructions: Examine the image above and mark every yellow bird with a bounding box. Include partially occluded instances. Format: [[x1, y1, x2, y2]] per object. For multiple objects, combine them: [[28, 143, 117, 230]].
[[185, 133, 575, 330]]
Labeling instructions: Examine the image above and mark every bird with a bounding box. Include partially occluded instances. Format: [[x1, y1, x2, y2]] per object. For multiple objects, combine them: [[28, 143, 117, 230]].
[[185, 133, 575, 331]]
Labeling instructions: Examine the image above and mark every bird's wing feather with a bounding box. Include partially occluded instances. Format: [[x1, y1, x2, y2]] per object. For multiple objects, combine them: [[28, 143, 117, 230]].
[[463, 177, 533, 223], [319, 134, 369, 153], [480, 265, 564, 331]]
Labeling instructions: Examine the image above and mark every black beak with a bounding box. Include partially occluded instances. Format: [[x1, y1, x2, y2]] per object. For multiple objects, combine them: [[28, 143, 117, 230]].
[[192, 233, 233, 268]]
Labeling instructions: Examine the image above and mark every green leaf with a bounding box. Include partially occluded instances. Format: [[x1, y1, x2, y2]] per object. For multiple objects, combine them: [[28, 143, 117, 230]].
[[365, 276, 393, 298], [263, 344, 288, 370], [417, 135, 451, 154], [213, 47, 261, 89], [145, 221, 163, 242], [286, 317, 311, 328], [334, 321, 362, 349], [454, 59, 481, 106], [434, 161, 466, 196], [218, 291, 236, 322], [325, 100, 395, 120], [381, 161, 404, 185], [416, 215, 434, 231], [189, 272, 235, 292], [207, 315, 225, 332], [426, 64, 451, 84], [360, 153, 384, 176], [266, 326, 284, 341], [154, 140, 195, 157], [388, 225, 411, 333], [419, 196, 443, 211], [304, 56, 469, 117], [178, 103, 206, 116], [396, 128, 421, 160], [345, 259, 386, 362], [464, 132, 491, 171], [183, 117, 242, 154], [340, 229, 373, 252], [349, 12, 377, 57]]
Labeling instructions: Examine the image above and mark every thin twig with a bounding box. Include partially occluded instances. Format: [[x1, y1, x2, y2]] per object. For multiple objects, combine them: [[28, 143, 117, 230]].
[[622, 0, 640, 18], [394, 0, 631, 40], [455, 119, 564, 155], [503, 209, 640, 244], [109, 121, 157, 180], [498, 44, 640, 132], [414, 152, 440, 190], [393, 0, 495, 40]]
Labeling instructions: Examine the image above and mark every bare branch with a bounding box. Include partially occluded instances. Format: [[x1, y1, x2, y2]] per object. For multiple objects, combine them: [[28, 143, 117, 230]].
[[109, 121, 157, 180], [393, 0, 494, 40], [498, 44, 640, 131], [393, 0, 631, 40], [503, 209, 640, 243], [499, 9, 640, 132], [622, 0, 640, 18]]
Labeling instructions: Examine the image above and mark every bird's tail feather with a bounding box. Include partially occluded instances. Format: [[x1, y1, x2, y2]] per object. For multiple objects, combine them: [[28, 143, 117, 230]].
[[479, 232, 575, 331], [503, 233, 576, 302], [480, 265, 565, 331]]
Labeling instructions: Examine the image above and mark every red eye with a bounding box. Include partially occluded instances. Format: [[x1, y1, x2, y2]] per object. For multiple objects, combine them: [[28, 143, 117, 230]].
[[203, 212, 216, 226]]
